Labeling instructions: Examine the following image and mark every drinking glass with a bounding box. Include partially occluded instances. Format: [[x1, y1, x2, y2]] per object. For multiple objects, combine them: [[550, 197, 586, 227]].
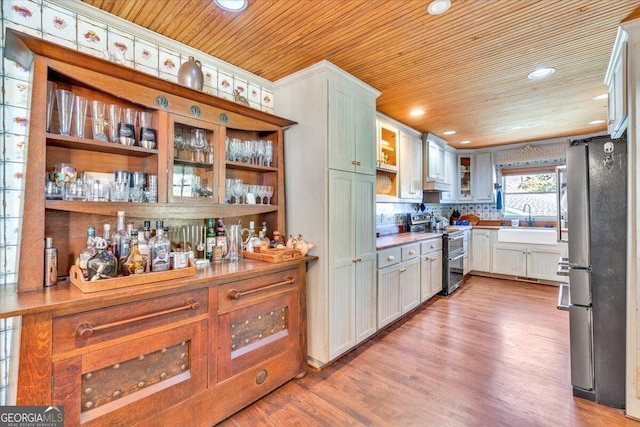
[[73, 96, 89, 138], [231, 179, 243, 204], [46, 81, 57, 132], [256, 139, 266, 166], [107, 104, 122, 143], [109, 181, 129, 202], [225, 178, 234, 203], [264, 140, 273, 166], [266, 185, 274, 204], [255, 185, 267, 205], [63, 180, 87, 201], [91, 100, 108, 141], [119, 107, 137, 145], [139, 111, 156, 149], [87, 180, 110, 201], [55, 89, 74, 135]]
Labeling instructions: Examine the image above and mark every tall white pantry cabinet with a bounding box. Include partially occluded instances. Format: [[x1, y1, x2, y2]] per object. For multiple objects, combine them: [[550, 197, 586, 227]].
[[274, 61, 381, 368]]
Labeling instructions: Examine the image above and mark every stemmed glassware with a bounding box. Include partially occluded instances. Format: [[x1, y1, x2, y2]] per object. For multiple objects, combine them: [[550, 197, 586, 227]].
[[266, 185, 274, 204], [225, 178, 234, 203], [264, 141, 273, 167], [255, 185, 266, 204], [231, 179, 244, 204]]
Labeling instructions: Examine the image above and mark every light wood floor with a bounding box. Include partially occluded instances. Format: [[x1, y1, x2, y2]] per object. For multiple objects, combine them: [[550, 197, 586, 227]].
[[218, 275, 640, 426]]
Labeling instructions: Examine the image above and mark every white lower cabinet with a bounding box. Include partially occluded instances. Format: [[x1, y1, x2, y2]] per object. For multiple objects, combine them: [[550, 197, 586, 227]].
[[377, 243, 421, 329], [420, 238, 443, 302], [471, 229, 494, 272], [493, 242, 567, 282]]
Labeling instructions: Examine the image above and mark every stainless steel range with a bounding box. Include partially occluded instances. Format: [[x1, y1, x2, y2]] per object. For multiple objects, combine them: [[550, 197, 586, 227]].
[[442, 229, 465, 295], [406, 213, 432, 232]]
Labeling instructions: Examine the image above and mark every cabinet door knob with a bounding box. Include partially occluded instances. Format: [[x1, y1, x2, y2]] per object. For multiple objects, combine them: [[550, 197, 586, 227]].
[[400, 268, 406, 273], [387, 255, 395, 261], [408, 250, 415, 255], [352, 160, 358, 165]]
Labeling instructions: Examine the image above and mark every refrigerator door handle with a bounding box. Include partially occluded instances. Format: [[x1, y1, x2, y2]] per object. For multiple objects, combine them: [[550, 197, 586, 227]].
[[557, 284, 570, 311]]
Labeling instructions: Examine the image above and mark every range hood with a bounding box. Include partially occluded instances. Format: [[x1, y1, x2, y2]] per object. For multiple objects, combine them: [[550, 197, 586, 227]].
[[423, 180, 452, 192]]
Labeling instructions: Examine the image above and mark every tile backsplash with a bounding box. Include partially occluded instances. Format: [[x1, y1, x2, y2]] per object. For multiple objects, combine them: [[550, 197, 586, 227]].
[[376, 202, 502, 227]]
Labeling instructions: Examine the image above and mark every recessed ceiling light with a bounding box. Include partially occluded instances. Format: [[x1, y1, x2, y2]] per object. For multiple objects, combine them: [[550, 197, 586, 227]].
[[512, 126, 524, 130], [443, 130, 456, 135], [427, 0, 451, 15], [527, 67, 555, 80], [459, 140, 471, 145], [593, 94, 608, 100], [215, 0, 247, 12], [588, 119, 606, 125], [409, 109, 425, 117]]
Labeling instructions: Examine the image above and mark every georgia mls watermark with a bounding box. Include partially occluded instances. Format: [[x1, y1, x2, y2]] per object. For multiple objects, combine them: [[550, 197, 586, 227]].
[[0, 406, 64, 427]]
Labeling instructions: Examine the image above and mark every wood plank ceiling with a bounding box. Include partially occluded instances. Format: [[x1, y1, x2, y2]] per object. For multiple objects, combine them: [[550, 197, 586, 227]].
[[82, 0, 640, 149]]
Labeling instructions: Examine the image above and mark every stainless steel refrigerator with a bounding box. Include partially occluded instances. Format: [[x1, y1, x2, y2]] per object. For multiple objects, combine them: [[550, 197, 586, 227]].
[[563, 135, 627, 408]]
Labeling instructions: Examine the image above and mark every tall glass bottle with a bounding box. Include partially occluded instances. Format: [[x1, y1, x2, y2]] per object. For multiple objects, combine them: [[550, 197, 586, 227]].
[[149, 220, 170, 271], [213, 218, 227, 262], [138, 221, 151, 273], [76, 226, 97, 277], [123, 230, 145, 275], [244, 221, 257, 252], [87, 237, 118, 280], [111, 211, 130, 270], [205, 218, 215, 260]]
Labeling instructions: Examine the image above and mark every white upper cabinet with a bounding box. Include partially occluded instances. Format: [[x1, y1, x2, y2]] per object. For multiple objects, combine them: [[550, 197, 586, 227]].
[[427, 140, 445, 182], [399, 131, 422, 200], [473, 151, 494, 202], [328, 76, 377, 174], [605, 27, 628, 139]]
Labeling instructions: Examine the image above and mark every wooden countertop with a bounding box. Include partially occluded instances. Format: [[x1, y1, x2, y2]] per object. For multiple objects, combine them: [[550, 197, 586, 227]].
[[0, 257, 316, 319], [377, 232, 444, 249]]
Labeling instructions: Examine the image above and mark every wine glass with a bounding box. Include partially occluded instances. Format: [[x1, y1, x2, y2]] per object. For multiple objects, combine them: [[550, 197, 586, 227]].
[[264, 141, 273, 167], [231, 179, 243, 204], [241, 184, 250, 204], [225, 178, 234, 203], [255, 185, 267, 205], [256, 139, 266, 166], [266, 185, 274, 205]]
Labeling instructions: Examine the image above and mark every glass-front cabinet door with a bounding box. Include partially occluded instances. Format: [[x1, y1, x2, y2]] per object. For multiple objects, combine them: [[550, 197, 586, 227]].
[[168, 115, 219, 203], [458, 155, 473, 200]]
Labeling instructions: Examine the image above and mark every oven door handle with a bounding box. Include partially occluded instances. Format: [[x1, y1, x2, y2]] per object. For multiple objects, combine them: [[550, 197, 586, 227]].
[[448, 234, 464, 243], [448, 251, 465, 262]]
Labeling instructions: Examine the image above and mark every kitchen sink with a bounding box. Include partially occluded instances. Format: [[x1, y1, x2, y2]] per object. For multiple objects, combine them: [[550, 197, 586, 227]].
[[497, 227, 558, 245]]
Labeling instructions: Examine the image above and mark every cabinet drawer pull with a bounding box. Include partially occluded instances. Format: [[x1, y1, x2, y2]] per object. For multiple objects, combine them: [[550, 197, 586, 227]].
[[387, 255, 395, 261], [75, 299, 201, 339], [352, 257, 362, 263], [400, 268, 406, 273], [227, 277, 295, 300], [408, 250, 415, 255], [352, 160, 358, 165]]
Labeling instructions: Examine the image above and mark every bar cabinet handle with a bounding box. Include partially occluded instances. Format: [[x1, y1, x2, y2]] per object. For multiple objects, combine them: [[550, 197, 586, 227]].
[[227, 277, 296, 300], [75, 299, 201, 339]]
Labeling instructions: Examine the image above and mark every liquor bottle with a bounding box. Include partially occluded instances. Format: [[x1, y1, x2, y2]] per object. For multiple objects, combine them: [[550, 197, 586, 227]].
[[149, 220, 170, 271], [122, 230, 145, 275], [270, 231, 283, 249], [259, 222, 270, 248], [213, 218, 227, 262], [76, 226, 97, 277], [87, 237, 118, 280], [44, 237, 58, 287], [244, 221, 257, 252], [253, 230, 270, 253], [138, 221, 151, 273], [205, 218, 215, 260], [111, 211, 130, 270]]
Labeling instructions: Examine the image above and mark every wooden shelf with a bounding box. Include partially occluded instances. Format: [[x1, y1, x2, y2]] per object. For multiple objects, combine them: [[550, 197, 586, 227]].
[[47, 134, 158, 157], [225, 161, 278, 172], [45, 200, 277, 219]]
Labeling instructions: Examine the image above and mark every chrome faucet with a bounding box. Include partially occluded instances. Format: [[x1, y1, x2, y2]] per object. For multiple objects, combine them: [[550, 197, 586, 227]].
[[523, 203, 534, 227]]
